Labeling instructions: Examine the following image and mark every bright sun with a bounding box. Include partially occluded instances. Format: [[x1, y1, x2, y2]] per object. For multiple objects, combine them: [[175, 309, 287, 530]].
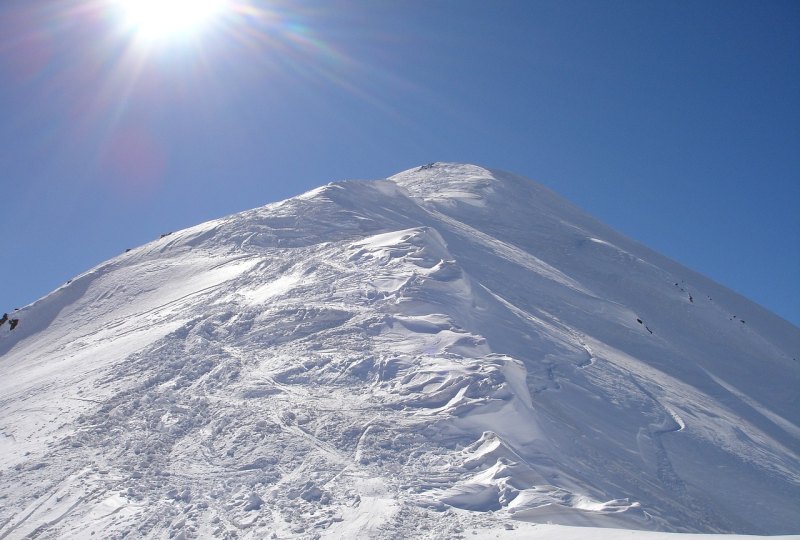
[[115, 0, 225, 41]]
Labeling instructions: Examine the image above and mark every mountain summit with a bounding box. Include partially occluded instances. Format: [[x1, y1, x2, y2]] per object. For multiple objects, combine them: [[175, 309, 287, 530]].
[[1, 163, 798, 538]]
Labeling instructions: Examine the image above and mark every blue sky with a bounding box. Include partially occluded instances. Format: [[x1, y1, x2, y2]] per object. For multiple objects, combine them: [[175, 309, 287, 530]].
[[1, 0, 798, 325]]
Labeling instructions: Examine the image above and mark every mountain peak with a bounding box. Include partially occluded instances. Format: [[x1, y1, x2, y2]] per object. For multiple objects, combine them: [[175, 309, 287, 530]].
[[391, 162, 513, 207], [1, 165, 798, 538]]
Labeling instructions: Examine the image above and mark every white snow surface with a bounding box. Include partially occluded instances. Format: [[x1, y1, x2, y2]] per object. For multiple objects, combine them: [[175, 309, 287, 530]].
[[1, 163, 798, 539]]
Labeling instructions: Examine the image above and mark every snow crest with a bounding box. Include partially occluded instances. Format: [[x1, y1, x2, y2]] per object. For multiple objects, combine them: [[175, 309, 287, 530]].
[[1, 163, 798, 538]]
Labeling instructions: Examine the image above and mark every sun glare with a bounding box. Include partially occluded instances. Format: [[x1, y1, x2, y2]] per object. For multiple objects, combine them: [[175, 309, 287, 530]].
[[116, 0, 225, 41]]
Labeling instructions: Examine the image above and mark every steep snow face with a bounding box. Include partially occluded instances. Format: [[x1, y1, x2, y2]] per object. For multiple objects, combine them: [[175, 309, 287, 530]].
[[0, 163, 798, 539]]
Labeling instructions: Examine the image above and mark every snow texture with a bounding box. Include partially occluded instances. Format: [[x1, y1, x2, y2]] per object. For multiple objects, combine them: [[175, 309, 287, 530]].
[[1, 163, 798, 539]]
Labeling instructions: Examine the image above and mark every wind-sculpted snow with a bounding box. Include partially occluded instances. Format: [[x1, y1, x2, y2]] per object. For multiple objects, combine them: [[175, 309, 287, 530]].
[[0, 163, 798, 539]]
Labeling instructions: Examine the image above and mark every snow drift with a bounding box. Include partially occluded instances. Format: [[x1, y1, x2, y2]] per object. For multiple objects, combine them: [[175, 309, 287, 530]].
[[1, 163, 798, 539]]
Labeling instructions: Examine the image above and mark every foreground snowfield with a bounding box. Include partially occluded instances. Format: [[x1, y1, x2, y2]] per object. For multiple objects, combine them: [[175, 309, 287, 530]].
[[1, 163, 798, 539]]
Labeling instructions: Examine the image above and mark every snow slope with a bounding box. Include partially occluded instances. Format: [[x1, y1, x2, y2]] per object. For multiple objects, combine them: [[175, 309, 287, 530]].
[[0, 163, 798, 539]]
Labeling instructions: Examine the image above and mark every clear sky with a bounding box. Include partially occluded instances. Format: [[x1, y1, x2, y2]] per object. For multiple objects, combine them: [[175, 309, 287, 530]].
[[1, 0, 798, 326]]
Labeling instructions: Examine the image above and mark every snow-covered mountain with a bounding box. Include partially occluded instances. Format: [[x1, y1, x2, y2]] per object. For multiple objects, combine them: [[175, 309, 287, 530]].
[[1, 163, 798, 539]]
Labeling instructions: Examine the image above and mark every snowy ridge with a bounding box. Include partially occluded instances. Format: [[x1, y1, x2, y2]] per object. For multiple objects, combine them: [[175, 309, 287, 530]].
[[0, 163, 798, 539]]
